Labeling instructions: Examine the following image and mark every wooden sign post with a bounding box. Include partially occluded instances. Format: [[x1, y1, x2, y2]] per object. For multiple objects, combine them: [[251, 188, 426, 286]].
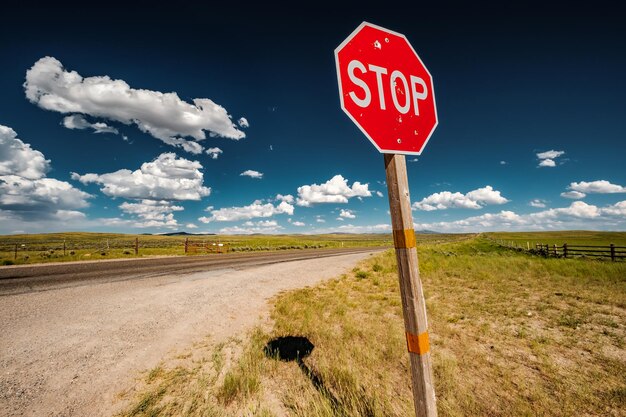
[[335, 22, 439, 416], [385, 154, 436, 417]]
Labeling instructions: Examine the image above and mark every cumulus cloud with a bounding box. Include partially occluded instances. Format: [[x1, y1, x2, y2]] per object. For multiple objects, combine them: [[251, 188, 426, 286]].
[[296, 175, 371, 207], [199, 200, 294, 223], [529, 199, 547, 208], [339, 209, 356, 219], [62, 114, 119, 135], [561, 191, 586, 199], [537, 150, 565, 160], [412, 185, 509, 211], [536, 150, 565, 168], [276, 194, 294, 203], [238, 117, 249, 128], [568, 180, 626, 194], [25, 56, 246, 153], [292, 221, 306, 226], [240, 170, 263, 179], [0, 124, 50, 179], [413, 200, 626, 233], [119, 200, 183, 229], [219, 219, 283, 234], [205, 147, 223, 159], [560, 180, 626, 200], [72, 152, 211, 201], [375, 191, 384, 197], [0, 124, 91, 221]]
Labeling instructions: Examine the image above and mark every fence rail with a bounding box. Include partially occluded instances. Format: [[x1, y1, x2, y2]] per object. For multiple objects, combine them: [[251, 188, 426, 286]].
[[488, 237, 626, 262], [534, 243, 626, 261]]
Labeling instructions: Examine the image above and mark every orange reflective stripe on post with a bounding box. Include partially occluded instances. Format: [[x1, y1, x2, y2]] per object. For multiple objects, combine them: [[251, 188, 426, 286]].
[[406, 331, 430, 355], [393, 229, 416, 249]]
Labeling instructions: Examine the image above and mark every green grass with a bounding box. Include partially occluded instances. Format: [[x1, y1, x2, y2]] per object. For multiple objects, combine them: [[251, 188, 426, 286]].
[[119, 234, 626, 416]]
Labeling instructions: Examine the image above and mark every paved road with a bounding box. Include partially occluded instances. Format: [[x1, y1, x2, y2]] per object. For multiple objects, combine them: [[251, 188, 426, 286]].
[[0, 247, 385, 417], [0, 247, 384, 296]]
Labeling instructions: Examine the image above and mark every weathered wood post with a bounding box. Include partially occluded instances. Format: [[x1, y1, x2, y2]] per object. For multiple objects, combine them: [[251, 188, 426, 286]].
[[135, 237, 139, 255], [385, 154, 437, 417], [14, 244, 18, 260], [563, 243, 568, 258], [553, 244, 557, 257], [610, 244, 615, 262], [63, 240, 66, 256], [184, 237, 189, 254]]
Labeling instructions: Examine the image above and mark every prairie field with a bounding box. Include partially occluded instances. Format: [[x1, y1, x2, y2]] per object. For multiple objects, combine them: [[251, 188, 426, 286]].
[[118, 234, 626, 417]]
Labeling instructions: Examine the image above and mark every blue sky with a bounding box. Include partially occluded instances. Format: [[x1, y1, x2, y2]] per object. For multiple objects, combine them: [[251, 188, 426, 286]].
[[0, 2, 625, 234]]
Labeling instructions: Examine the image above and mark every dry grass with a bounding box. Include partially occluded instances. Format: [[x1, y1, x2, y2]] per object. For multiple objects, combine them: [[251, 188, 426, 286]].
[[118, 236, 626, 416]]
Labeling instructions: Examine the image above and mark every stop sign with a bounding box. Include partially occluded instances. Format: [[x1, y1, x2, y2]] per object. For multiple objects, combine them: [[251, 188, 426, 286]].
[[335, 22, 438, 155]]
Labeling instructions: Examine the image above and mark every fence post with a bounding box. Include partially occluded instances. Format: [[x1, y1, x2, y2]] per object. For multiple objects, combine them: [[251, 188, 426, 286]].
[[63, 240, 66, 256], [610, 244, 615, 262], [184, 238, 189, 254], [553, 244, 557, 257], [527, 242, 530, 250], [563, 243, 568, 258], [14, 244, 18, 260], [135, 237, 139, 255]]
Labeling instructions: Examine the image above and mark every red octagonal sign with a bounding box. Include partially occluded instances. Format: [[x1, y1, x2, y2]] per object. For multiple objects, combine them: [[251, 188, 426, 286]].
[[335, 22, 438, 155]]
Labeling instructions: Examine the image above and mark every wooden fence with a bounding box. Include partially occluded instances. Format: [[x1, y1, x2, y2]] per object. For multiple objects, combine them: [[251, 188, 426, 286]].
[[184, 238, 230, 254], [534, 243, 626, 261]]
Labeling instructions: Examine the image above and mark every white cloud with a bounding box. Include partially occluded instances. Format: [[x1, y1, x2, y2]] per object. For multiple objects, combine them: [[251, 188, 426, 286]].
[[536, 150, 564, 168], [292, 221, 306, 226], [537, 150, 565, 160], [413, 200, 626, 233], [334, 224, 391, 233], [199, 200, 294, 222], [240, 170, 263, 179], [72, 152, 210, 201], [243, 220, 278, 227], [529, 199, 547, 208], [238, 117, 249, 128], [62, 114, 119, 135], [339, 209, 356, 219], [186, 223, 198, 229], [500, 161, 507, 165], [219, 220, 283, 234], [25, 56, 245, 153], [538, 159, 556, 167], [205, 147, 223, 159], [375, 191, 384, 197], [413, 185, 508, 211], [561, 190, 586, 199], [602, 201, 626, 217], [119, 200, 183, 229], [0, 124, 50, 180], [276, 194, 294, 203], [296, 174, 371, 207], [568, 180, 626, 194], [0, 124, 91, 221]]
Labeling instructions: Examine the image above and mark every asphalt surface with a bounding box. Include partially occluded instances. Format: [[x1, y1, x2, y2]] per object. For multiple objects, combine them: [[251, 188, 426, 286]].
[[0, 247, 386, 296]]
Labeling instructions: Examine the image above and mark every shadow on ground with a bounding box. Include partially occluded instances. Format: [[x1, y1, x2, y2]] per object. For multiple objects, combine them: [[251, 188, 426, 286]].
[[264, 336, 345, 415]]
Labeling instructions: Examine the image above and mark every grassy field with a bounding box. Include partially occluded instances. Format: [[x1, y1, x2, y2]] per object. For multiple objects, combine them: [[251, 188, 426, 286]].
[[486, 231, 626, 248], [0, 232, 405, 265], [118, 234, 626, 416]]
